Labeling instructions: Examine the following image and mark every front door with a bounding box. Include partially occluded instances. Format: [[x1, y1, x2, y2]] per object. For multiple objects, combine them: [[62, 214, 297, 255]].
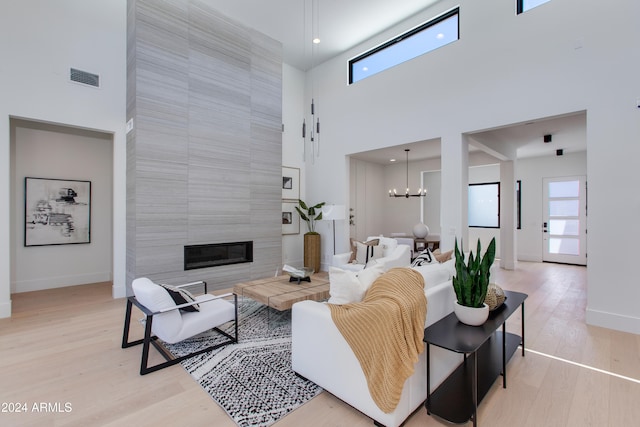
[[542, 176, 587, 265]]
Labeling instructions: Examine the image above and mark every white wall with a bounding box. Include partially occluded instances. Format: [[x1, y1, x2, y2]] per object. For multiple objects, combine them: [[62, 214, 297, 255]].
[[281, 63, 306, 268], [422, 170, 441, 236], [12, 121, 113, 292], [0, 0, 127, 317], [381, 157, 440, 237], [301, 0, 640, 334], [349, 158, 385, 243]]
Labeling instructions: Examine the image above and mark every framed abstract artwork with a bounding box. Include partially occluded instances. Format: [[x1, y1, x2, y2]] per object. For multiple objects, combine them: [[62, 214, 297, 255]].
[[282, 201, 300, 235], [282, 166, 300, 201], [24, 177, 91, 246]]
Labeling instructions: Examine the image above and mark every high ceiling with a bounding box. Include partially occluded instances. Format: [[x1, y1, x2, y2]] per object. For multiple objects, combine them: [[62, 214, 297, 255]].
[[204, 0, 443, 70], [205, 1, 587, 162]]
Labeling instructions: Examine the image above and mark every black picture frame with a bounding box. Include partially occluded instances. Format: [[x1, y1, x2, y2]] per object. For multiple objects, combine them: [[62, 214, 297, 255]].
[[24, 177, 91, 246]]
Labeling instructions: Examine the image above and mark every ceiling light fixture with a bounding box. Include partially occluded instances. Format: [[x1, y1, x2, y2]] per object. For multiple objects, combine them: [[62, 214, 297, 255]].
[[389, 149, 427, 198]]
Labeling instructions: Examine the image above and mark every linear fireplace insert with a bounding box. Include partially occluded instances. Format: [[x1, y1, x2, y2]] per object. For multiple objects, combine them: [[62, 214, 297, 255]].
[[184, 241, 253, 271]]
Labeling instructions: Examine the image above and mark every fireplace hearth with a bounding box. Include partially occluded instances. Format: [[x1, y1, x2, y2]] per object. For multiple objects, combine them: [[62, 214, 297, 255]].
[[184, 241, 253, 271]]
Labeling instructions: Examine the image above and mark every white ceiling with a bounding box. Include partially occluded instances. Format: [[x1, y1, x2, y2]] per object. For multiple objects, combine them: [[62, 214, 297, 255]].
[[204, 0, 443, 71], [204, 1, 587, 163], [350, 111, 587, 164]]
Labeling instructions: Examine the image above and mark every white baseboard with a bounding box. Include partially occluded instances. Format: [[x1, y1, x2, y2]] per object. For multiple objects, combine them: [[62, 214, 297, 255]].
[[518, 254, 543, 262], [112, 282, 127, 299], [586, 308, 640, 335], [0, 299, 11, 319], [13, 272, 112, 293]]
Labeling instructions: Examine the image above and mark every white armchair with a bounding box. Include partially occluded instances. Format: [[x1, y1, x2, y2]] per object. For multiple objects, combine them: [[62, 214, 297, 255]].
[[332, 236, 411, 272], [122, 277, 238, 375]]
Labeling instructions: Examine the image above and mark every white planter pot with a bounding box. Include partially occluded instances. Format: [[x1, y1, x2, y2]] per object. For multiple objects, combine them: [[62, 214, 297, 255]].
[[454, 301, 490, 326]]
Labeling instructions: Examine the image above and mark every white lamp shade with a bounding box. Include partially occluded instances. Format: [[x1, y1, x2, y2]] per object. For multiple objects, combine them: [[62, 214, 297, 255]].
[[322, 204, 346, 221]]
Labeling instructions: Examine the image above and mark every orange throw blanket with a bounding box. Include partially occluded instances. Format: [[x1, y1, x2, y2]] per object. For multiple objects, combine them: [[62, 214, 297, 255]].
[[328, 267, 427, 413]]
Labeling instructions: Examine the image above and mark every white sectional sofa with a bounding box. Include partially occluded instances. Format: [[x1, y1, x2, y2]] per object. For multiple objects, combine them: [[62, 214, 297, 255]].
[[332, 236, 412, 273], [291, 260, 464, 427]]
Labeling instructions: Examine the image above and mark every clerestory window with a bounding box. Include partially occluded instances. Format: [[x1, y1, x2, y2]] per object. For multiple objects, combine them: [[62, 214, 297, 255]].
[[517, 0, 551, 14], [348, 8, 459, 84]]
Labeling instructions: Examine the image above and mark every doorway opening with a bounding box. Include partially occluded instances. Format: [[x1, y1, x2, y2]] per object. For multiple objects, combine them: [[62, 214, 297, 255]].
[[10, 118, 114, 295]]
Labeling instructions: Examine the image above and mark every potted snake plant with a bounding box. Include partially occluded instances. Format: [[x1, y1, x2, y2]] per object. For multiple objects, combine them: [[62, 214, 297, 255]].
[[452, 237, 496, 326]]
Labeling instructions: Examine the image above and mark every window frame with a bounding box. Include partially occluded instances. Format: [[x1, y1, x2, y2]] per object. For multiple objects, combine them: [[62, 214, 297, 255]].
[[348, 7, 459, 85], [516, 180, 522, 230], [517, 0, 551, 14], [468, 182, 501, 229]]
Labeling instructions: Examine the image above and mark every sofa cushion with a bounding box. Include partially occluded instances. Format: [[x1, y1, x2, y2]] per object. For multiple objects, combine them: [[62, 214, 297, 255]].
[[433, 249, 453, 263], [349, 238, 379, 263], [328, 264, 384, 304], [411, 248, 437, 267], [411, 263, 451, 290]]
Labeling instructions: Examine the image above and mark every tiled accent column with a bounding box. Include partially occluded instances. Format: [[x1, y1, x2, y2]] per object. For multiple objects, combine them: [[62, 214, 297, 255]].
[[127, 0, 282, 292]]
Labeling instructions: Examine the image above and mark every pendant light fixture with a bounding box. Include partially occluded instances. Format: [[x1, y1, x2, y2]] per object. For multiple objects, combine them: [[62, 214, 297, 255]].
[[301, 0, 320, 163], [389, 149, 427, 198]]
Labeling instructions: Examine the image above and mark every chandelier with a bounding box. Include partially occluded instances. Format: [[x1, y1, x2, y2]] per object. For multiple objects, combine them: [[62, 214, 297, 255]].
[[389, 149, 427, 198]]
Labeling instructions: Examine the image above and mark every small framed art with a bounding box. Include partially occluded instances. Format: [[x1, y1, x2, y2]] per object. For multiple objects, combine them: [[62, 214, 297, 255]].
[[282, 166, 300, 201], [282, 201, 300, 235]]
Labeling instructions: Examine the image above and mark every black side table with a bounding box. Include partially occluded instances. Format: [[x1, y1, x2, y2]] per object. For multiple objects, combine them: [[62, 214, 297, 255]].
[[423, 290, 527, 427]]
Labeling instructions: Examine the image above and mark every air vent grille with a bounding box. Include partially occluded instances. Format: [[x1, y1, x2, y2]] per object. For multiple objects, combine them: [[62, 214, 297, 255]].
[[70, 68, 100, 87]]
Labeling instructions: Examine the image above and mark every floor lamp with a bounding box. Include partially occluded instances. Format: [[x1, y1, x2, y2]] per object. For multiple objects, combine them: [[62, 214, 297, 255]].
[[321, 205, 345, 255]]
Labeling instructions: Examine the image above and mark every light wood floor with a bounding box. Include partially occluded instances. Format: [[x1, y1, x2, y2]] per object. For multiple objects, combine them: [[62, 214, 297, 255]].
[[1, 262, 639, 426]]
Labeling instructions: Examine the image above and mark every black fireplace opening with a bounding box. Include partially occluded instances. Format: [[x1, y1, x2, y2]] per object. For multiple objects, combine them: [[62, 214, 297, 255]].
[[184, 241, 253, 271]]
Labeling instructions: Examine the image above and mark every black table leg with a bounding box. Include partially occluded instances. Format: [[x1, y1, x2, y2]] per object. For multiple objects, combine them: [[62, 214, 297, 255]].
[[426, 343, 431, 414], [521, 301, 526, 356], [472, 351, 478, 427], [502, 323, 507, 388]]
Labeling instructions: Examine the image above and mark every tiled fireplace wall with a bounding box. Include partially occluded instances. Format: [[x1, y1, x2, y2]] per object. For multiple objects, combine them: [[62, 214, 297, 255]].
[[126, 0, 282, 291]]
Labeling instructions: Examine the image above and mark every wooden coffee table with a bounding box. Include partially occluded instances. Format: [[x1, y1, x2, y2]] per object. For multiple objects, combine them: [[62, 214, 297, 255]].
[[233, 272, 330, 311]]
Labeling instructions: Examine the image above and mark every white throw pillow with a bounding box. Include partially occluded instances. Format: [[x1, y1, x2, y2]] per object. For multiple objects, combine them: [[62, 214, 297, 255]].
[[355, 240, 384, 265], [357, 262, 384, 285], [374, 236, 398, 257], [328, 264, 384, 304]]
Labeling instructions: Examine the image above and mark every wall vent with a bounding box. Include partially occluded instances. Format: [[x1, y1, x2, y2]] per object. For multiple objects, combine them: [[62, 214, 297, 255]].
[[69, 68, 100, 88]]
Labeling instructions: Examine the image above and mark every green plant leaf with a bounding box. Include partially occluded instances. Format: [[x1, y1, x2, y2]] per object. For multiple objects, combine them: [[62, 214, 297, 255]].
[[294, 206, 309, 222], [452, 237, 496, 308], [295, 199, 325, 233]]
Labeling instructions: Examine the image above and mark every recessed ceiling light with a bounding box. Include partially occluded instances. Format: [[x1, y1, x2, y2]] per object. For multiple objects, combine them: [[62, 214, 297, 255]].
[[390, 158, 396, 162], [313, 38, 320, 44]]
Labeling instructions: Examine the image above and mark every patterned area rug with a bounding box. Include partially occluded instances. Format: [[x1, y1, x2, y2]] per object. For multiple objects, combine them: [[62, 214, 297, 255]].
[[166, 300, 322, 427]]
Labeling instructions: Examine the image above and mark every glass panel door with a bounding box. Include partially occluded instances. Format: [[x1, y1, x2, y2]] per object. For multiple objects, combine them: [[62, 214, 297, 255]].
[[542, 176, 587, 265]]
